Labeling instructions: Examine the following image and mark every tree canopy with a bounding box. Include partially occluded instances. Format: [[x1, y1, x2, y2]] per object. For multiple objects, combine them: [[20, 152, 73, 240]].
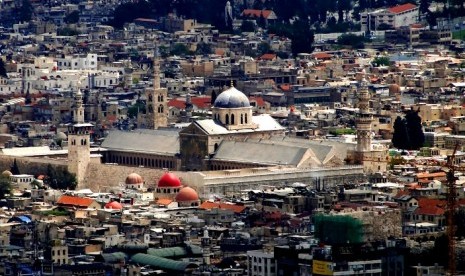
[[44, 165, 77, 190], [0, 59, 8, 79], [391, 110, 425, 150], [0, 176, 11, 199]]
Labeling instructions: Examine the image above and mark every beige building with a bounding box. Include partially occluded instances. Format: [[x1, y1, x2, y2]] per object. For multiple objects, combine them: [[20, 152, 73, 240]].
[[142, 57, 168, 129]]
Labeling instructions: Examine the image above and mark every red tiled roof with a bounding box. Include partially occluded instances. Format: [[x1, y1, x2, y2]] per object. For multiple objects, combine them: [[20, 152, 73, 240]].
[[414, 205, 445, 216], [156, 198, 173, 206], [168, 96, 211, 110], [417, 198, 445, 208], [199, 201, 247, 213], [313, 52, 333, 59], [191, 96, 211, 109], [416, 172, 446, 179], [242, 9, 274, 19], [259, 53, 277, 61], [249, 96, 266, 107], [57, 195, 95, 208], [168, 99, 185, 109], [388, 3, 417, 14]]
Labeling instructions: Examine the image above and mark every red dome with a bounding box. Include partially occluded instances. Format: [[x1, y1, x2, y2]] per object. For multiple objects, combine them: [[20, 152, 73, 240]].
[[125, 173, 143, 185], [158, 173, 181, 188], [175, 187, 199, 202], [104, 201, 123, 210]]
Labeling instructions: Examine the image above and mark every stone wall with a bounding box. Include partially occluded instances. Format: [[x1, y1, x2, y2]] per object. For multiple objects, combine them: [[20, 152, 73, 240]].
[[0, 155, 67, 176], [83, 162, 192, 191]]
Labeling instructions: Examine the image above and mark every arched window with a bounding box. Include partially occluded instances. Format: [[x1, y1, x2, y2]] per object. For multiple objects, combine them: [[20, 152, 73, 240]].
[[240, 114, 243, 124], [158, 105, 164, 113], [225, 114, 229, 124], [157, 95, 161, 102], [214, 143, 219, 151], [148, 105, 153, 113], [160, 95, 164, 102], [231, 114, 235, 124], [245, 113, 248, 124], [148, 95, 153, 102]]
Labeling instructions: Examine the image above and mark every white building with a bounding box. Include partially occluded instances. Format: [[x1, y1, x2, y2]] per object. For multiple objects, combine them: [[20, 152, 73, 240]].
[[247, 250, 276, 276], [56, 53, 98, 70], [361, 3, 419, 32]]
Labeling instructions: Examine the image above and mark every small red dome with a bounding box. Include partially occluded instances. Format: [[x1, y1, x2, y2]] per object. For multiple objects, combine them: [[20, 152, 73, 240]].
[[175, 187, 199, 202], [104, 201, 123, 210], [126, 173, 143, 185], [158, 173, 181, 188]]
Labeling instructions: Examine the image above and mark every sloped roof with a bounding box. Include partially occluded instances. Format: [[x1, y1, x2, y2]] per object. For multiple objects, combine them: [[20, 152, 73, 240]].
[[212, 140, 310, 166], [147, 247, 188, 258], [101, 129, 180, 155], [156, 198, 174, 206], [57, 195, 95, 208], [388, 3, 417, 14], [130, 253, 197, 271], [242, 9, 276, 19], [193, 114, 284, 135], [199, 201, 247, 213]]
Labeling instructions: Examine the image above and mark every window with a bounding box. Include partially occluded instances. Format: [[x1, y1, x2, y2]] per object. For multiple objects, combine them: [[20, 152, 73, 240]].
[[225, 114, 229, 124]]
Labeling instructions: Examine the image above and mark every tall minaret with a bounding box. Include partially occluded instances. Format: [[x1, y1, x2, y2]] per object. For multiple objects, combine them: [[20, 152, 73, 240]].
[[68, 80, 92, 188], [145, 49, 168, 129], [74, 83, 84, 123], [356, 71, 373, 152]]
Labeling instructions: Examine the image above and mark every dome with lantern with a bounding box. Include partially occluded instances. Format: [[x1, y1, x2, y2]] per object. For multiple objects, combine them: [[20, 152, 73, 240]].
[[175, 186, 200, 207], [214, 86, 250, 108], [155, 172, 182, 200], [125, 173, 144, 190], [157, 172, 182, 188]]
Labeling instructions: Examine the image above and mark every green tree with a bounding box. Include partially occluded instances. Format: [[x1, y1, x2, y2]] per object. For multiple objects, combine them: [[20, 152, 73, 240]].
[[337, 34, 367, 49], [372, 56, 391, 66], [257, 42, 271, 56], [57, 28, 80, 36], [19, 0, 33, 22], [0, 59, 7, 79], [392, 116, 409, 150], [10, 159, 20, 175], [405, 109, 425, 150], [64, 11, 80, 24], [127, 101, 145, 118], [110, 0, 153, 29], [0, 176, 11, 199], [44, 164, 77, 190], [290, 19, 314, 56], [195, 42, 212, 56], [170, 43, 193, 56], [211, 90, 217, 105], [241, 20, 256, 32]]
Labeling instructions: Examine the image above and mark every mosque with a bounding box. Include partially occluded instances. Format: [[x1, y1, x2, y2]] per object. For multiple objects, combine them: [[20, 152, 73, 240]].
[[101, 83, 351, 172], [61, 62, 377, 195]]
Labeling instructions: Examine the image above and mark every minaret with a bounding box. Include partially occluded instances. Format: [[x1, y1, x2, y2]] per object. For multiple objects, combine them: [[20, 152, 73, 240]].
[[201, 228, 211, 265], [145, 50, 168, 129], [184, 93, 193, 122], [68, 80, 93, 187], [356, 71, 373, 152]]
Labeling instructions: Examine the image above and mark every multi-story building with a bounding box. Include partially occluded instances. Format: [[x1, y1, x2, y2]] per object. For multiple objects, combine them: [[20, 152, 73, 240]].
[[361, 3, 419, 32], [247, 249, 276, 276]]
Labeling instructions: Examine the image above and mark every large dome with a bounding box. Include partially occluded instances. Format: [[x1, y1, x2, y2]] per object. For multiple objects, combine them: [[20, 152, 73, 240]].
[[158, 172, 182, 188], [125, 173, 143, 185], [214, 87, 250, 108], [175, 186, 199, 202]]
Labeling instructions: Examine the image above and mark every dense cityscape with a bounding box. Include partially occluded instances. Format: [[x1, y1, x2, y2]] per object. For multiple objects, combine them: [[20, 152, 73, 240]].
[[0, 0, 464, 275]]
